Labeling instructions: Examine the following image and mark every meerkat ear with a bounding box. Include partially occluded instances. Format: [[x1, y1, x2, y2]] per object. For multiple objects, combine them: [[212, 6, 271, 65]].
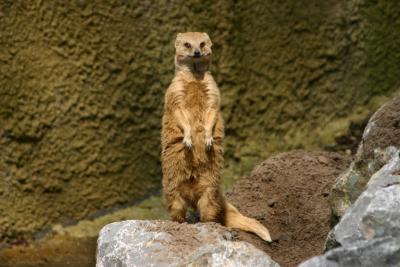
[[175, 33, 182, 48], [203, 32, 212, 47]]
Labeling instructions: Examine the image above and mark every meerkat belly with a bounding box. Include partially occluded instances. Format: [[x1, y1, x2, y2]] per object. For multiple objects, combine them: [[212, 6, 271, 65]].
[[177, 176, 204, 206], [183, 81, 207, 149]]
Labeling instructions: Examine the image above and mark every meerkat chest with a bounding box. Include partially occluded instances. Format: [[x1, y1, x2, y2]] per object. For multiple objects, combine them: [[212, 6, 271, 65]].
[[183, 81, 207, 121]]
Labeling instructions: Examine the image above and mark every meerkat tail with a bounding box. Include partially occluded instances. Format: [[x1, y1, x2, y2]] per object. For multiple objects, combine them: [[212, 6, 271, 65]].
[[224, 202, 272, 242]]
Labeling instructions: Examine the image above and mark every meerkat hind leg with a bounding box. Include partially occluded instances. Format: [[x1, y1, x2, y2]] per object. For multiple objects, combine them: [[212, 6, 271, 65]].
[[197, 188, 224, 223], [168, 193, 187, 223]]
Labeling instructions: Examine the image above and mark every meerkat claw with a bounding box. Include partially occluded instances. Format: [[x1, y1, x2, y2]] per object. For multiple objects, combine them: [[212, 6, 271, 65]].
[[183, 138, 193, 149], [205, 137, 214, 150]]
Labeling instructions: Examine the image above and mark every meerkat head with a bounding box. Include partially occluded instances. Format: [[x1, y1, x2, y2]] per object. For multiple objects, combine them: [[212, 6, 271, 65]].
[[174, 32, 212, 72]]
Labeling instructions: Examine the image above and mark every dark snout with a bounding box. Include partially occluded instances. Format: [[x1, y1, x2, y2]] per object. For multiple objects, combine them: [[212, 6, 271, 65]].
[[193, 50, 201, 57]]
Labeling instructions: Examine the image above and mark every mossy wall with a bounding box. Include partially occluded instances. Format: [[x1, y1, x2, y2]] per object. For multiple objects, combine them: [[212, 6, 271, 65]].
[[0, 0, 399, 240], [221, 0, 400, 176]]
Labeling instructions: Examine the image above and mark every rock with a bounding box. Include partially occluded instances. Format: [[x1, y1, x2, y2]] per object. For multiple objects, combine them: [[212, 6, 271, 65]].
[[300, 146, 400, 267], [96, 220, 280, 267], [328, 184, 400, 249], [300, 237, 400, 267], [327, 146, 400, 249], [330, 97, 400, 218]]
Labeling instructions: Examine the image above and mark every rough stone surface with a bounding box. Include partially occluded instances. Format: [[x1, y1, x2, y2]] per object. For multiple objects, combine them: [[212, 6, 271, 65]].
[[299, 237, 400, 267], [331, 97, 400, 218], [1, 0, 399, 241], [96, 220, 280, 267], [328, 146, 400, 248], [301, 146, 400, 267]]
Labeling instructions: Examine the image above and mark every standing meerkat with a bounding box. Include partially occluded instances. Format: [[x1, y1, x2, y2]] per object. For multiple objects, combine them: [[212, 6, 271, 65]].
[[161, 32, 272, 242]]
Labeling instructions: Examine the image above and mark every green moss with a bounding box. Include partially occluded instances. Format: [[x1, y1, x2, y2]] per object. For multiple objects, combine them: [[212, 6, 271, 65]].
[[53, 196, 167, 238], [363, 0, 400, 96]]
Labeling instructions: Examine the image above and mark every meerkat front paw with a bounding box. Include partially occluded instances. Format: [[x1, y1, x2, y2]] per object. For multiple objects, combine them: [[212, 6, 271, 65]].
[[205, 136, 214, 150], [183, 136, 193, 149]]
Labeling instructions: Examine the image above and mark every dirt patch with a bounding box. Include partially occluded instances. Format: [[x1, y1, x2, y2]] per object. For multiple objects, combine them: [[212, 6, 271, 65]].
[[226, 151, 351, 267], [146, 221, 232, 253]]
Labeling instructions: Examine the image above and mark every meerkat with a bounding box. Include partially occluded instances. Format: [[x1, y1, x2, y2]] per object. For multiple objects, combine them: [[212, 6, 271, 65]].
[[161, 32, 272, 242]]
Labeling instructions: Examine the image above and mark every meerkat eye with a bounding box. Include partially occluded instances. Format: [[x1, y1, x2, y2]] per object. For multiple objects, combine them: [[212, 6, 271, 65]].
[[184, 42, 191, 49], [200, 42, 205, 48]]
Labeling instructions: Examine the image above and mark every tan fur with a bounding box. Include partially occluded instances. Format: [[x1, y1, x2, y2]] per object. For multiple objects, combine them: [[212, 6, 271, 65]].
[[161, 32, 271, 242]]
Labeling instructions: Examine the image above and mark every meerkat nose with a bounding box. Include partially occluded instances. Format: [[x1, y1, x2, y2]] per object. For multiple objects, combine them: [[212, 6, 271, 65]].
[[194, 50, 201, 57]]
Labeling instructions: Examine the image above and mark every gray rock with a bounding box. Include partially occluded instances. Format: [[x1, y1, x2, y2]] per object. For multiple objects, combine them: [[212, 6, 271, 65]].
[[303, 146, 400, 266], [328, 183, 400, 248], [96, 220, 280, 267], [300, 237, 400, 267], [328, 147, 400, 248], [330, 97, 400, 218]]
